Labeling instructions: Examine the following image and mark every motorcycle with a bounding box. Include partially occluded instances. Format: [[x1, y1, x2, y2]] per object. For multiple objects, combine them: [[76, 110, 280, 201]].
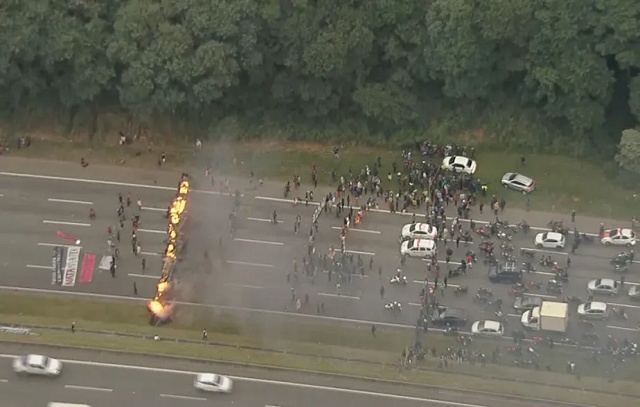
[[579, 233, 594, 243], [613, 264, 629, 274], [503, 253, 517, 262], [525, 281, 542, 290], [474, 288, 493, 303], [520, 248, 535, 258], [497, 231, 513, 241], [475, 227, 490, 237], [384, 301, 402, 314], [443, 326, 459, 336], [521, 262, 536, 273], [501, 242, 514, 253], [478, 240, 494, 253], [539, 256, 554, 267], [454, 286, 468, 296], [554, 271, 569, 282], [495, 218, 510, 228], [546, 280, 563, 294], [612, 307, 629, 320], [465, 250, 477, 263], [610, 253, 632, 266], [494, 310, 508, 324], [390, 275, 408, 285], [518, 220, 530, 234], [448, 265, 466, 278]]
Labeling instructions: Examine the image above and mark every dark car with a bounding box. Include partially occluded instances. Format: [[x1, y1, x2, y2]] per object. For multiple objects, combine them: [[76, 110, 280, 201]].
[[488, 262, 522, 283], [429, 306, 468, 327], [513, 295, 543, 313]]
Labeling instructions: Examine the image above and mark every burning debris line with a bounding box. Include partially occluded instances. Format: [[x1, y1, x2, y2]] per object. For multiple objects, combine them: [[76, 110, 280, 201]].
[[146, 173, 191, 325]]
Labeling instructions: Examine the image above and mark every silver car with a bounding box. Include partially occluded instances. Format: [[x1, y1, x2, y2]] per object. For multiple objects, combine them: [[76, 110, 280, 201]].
[[586, 278, 619, 296], [501, 172, 535, 193]]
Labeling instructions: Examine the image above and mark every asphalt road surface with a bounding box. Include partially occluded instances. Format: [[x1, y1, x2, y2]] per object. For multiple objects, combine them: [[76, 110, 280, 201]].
[[0, 344, 584, 407], [1, 158, 639, 346]]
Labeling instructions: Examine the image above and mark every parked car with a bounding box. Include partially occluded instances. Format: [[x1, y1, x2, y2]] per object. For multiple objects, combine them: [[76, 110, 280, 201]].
[[577, 301, 608, 319], [13, 354, 62, 376], [488, 262, 522, 283], [441, 156, 477, 175], [400, 239, 437, 259], [193, 373, 233, 393], [534, 232, 566, 249], [429, 306, 468, 327], [400, 223, 438, 241], [600, 228, 636, 247], [501, 172, 535, 194], [471, 320, 504, 337], [586, 278, 619, 296], [513, 295, 543, 313]]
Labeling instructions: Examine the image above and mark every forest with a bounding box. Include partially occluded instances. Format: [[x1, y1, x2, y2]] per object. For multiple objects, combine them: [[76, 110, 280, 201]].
[[1, 0, 639, 155]]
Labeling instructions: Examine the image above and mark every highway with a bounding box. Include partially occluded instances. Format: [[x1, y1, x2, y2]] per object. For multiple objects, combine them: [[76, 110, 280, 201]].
[[0, 157, 638, 346], [0, 344, 583, 407]]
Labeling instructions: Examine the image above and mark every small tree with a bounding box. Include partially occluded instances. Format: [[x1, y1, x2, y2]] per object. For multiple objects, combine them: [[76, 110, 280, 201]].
[[615, 129, 640, 175]]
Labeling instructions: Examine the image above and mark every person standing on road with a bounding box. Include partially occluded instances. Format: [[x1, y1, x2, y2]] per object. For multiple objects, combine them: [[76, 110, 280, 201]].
[[380, 285, 385, 298], [141, 258, 146, 273], [571, 210, 576, 223]]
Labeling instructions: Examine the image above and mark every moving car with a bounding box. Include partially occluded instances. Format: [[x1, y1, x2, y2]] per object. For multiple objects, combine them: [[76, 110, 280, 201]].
[[534, 232, 566, 249], [400, 239, 437, 259], [501, 172, 535, 194], [429, 306, 468, 327], [600, 228, 636, 247], [441, 156, 477, 175], [400, 223, 438, 241], [488, 262, 522, 283], [513, 295, 543, 313], [628, 285, 640, 301], [193, 373, 233, 393], [586, 278, 619, 295], [577, 301, 608, 319], [13, 354, 62, 376], [471, 320, 504, 337]]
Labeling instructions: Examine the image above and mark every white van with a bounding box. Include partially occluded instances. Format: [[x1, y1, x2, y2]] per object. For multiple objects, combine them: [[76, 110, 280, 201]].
[[400, 239, 437, 259]]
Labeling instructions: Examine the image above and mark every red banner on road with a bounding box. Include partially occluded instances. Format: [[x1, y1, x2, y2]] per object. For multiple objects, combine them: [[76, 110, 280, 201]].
[[56, 230, 81, 245], [79, 254, 95, 283]]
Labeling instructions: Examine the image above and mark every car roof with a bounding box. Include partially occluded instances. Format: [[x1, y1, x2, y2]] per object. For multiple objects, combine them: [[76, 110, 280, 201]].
[[586, 301, 607, 310], [546, 232, 564, 239], [617, 228, 634, 237], [597, 278, 616, 286], [481, 320, 502, 330], [440, 307, 466, 317], [196, 373, 218, 382], [26, 354, 46, 364], [412, 223, 431, 231], [630, 285, 639, 295], [411, 239, 435, 248], [517, 295, 542, 304]]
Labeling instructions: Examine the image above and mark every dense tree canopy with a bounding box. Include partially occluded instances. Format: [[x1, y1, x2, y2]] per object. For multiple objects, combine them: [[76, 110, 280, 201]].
[[0, 0, 639, 146]]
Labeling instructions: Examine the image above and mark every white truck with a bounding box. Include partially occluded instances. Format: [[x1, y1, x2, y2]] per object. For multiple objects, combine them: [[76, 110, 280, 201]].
[[520, 301, 569, 333]]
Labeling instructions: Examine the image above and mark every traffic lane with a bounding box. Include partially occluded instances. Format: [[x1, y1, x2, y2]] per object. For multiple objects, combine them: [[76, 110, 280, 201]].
[[0, 343, 608, 407]]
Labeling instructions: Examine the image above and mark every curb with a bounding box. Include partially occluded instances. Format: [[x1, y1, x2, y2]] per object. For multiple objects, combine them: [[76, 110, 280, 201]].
[[0, 339, 620, 407]]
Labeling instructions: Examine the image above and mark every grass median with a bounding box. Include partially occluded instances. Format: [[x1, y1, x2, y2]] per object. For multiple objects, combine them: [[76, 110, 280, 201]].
[[0, 292, 638, 406]]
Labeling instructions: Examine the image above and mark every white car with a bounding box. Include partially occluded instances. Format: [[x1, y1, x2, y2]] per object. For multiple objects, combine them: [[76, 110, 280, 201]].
[[13, 354, 62, 376], [471, 320, 504, 337], [501, 172, 535, 193], [600, 228, 636, 247], [194, 373, 233, 393], [400, 239, 437, 259], [587, 278, 619, 295], [534, 232, 566, 249], [442, 156, 477, 175], [577, 301, 608, 319], [401, 223, 438, 241]]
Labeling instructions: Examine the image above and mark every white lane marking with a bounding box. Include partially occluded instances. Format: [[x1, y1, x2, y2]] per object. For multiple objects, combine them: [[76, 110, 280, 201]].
[[526, 293, 557, 299], [533, 271, 556, 276], [507, 314, 521, 318], [142, 206, 165, 212], [0, 171, 230, 196], [520, 247, 568, 256], [26, 265, 50, 270], [48, 198, 93, 205], [0, 194, 3, 197], [318, 293, 360, 300], [248, 217, 283, 223], [608, 302, 640, 310], [65, 384, 113, 392], [265, 405, 284, 407], [224, 283, 264, 290], [234, 238, 284, 246], [345, 250, 375, 256], [408, 303, 422, 307], [128, 274, 159, 279], [424, 259, 463, 266], [0, 355, 493, 407], [140, 252, 160, 256], [43, 220, 90, 227], [255, 196, 314, 204], [160, 394, 207, 401], [226, 260, 274, 268], [607, 325, 638, 332], [38, 242, 82, 249], [411, 280, 461, 288], [0, 379, 7, 382], [137, 228, 165, 234], [331, 226, 381, 235]]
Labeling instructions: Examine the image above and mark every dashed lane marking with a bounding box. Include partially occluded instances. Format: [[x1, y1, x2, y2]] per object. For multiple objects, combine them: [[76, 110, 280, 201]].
[[160, 394, 206, 401], [318, 293, 360, 300], [38, 242, 82, 249], [606, 325, 638, 332], [43, 220, 90, 227], [234, 238, 284, 246], [128, 274, 158, 279], [226, 260, 274, 268], [345, 250, 375, 256], [26, 265, 50, 270], [520, 247, 568, 256], [65, 384, 113, 392], [224, 283, 264, 289], [411, 280, 460, 288], [331, 226, 381, 234], [141, 206, 165, 212], [247, 217, 282, 223], [137, 228, 165, 234], [48, 198, 93, 205]]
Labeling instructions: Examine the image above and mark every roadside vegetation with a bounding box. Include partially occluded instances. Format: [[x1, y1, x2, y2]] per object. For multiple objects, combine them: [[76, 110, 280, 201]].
[[0, 293, 639, 407]]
